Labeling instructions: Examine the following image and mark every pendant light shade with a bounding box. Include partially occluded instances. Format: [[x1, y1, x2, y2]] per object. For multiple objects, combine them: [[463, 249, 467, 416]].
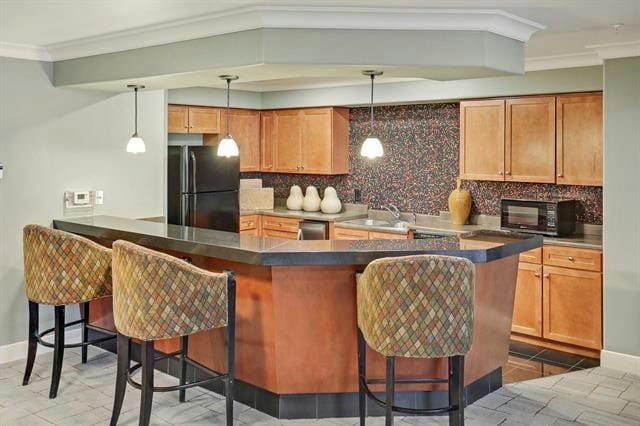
[[217, 75, 240, 158], [126, 85, 146, 154], [360, 70, 384, 159]]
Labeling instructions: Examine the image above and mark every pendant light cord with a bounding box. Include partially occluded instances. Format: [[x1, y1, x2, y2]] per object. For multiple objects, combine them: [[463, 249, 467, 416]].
[[369, 74, 375, 135], [226, 78, 231, 136], [134, 87, 138, 135]]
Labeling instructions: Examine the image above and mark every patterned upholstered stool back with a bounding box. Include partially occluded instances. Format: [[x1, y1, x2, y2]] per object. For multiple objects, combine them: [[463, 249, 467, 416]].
[[357, 255, 475, 358], [112, 240, 229, 341], [23, 224, 112, 305]]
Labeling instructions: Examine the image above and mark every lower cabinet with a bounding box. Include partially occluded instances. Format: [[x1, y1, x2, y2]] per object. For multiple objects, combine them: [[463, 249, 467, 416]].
[[239, 215, 261, 236], [512, 263, 543, 337], [543, 265, 602, 350], [511, 245, 602, 355], [261, 216, 301, 240], [332, 227, 409, 240]]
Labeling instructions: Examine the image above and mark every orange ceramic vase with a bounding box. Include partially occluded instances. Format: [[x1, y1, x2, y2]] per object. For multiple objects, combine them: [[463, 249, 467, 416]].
[[448, 178, 472, 225]]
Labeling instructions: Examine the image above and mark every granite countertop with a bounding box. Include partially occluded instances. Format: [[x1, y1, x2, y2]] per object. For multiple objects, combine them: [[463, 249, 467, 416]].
[[240, 207, 368, 222], [335, 214, 602, 250], [54, 215, 542, 266]]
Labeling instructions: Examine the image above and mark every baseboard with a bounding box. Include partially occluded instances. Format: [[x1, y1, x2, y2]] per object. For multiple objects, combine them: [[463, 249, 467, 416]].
[[600, 349, 640, 375], [0, 328, 82, 365]]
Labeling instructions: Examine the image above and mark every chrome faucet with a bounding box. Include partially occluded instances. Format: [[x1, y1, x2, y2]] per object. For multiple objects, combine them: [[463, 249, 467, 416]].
[[383, 204, 401, 220]]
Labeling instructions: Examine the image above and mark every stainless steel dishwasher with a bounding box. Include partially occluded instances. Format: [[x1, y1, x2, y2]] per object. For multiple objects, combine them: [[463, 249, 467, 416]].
[[298, 220, 329, 240]]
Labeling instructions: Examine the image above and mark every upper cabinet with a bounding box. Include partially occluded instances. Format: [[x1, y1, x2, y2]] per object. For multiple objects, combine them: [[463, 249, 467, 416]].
[[270, 107, 349, 175], [459, 100, 505, 181], [260, 111, 275, 172], [506, 97, 556, 183], [219, 109, 260, 172], [168, 105, 220, 134], [556, 94, 603, 186], [460, 93, 602, 186]]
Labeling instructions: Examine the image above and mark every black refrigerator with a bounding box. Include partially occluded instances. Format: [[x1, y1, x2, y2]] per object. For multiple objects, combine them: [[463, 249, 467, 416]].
[[167, 146, 239, 232]]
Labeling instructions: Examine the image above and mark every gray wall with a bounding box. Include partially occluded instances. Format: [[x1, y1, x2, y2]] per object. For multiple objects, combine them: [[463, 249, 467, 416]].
[[603, 56, 640, 358], [0, 57, 166, 346]]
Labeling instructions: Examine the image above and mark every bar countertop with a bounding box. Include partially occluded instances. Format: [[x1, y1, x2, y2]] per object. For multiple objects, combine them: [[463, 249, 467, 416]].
[[53, 215, 543, 266]]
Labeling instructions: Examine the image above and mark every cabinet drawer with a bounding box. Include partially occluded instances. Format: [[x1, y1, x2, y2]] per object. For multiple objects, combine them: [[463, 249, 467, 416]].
[[368, 231, 408, 240], [240, 228, 259, 236], [543, 246, 602, 272], [262, 216, 300, 233], [239, 215, 260, 231], [333, 227, 369, 240], [262, 228, 299, 240], [519, 248, 542, 264]]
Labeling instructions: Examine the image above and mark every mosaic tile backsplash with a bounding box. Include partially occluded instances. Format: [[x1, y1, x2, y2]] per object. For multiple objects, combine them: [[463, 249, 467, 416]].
[[242, 103, 603, 224]]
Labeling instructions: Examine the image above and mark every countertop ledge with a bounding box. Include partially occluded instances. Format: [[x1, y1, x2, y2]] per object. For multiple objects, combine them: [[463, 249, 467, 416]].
[[54, 215, 543, 266], [241, 208, 368, 222]]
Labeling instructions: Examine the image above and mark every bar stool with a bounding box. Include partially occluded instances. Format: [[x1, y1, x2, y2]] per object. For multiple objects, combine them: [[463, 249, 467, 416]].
[[109, 240, 236, 426], [356, 255, 475, 426], [22, 224, 115, 398]]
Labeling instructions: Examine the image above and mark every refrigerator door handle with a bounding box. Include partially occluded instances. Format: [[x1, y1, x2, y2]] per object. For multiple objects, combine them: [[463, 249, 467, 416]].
[[190, 150, 197, 193], [191, 196, 197, 225], [180, 195, 189, 226]]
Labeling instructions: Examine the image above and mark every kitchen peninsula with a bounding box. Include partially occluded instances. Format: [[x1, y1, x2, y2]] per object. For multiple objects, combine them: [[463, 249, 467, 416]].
[[54, 215, 542, 419]]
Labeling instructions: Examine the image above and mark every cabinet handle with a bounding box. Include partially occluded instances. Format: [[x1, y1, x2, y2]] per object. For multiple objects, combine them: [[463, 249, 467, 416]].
[[498, 171, 503, 175], [505, 171, 511, 175], [568, 256, 575, 261], [543, 273, 550, 279], [557, 173, 564, 177], [301, 165, 305, 170], [534, 273, 541, 278]]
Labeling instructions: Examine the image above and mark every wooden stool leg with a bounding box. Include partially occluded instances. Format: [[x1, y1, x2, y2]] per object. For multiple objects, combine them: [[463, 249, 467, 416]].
[[357, 328, 367, 426], [449, 355, 465, 426], [224, 271, 236, 426], [22, 301, 39, 386], [179, 335, 189, 402], [81, 302, 89, 364], [139, 340, 155, 426], [385, 356, 395, 426], [49, 305, 65, 399], [110, 333, 130, 426]]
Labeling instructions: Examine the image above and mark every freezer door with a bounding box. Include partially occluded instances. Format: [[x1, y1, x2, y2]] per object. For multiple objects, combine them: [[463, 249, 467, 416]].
[[182, 191, 239, 232], [186, 146, 239, 193]]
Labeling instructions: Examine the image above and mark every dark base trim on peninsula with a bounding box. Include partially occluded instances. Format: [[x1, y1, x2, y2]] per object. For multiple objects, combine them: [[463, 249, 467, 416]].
[[91, 329, 502, 419]]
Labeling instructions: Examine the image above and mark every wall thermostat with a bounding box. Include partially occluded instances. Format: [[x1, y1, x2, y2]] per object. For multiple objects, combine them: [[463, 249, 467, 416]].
[[64, 190, 95, 209]]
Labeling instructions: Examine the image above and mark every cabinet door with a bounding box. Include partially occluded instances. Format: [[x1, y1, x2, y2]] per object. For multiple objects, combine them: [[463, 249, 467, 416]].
[[543, 266, 602, 349], [273, 110, 302, 173], [505, 97, 556, 183], [460, 100, 505, 181], [188, 107, 220, 134], [512, 263, 543, 337], [301, 108, 333, 174], [260, 111, 275, 172], [368, 231, 408, 240], [333, 228, 369, 240], [556, 94, 603, 186], [221, 109, 260, 172], [168, 105, 189, 133]]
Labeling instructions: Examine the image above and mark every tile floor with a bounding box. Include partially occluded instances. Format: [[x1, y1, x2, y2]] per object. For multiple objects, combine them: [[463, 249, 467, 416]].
[[1, 346, 638, 425]]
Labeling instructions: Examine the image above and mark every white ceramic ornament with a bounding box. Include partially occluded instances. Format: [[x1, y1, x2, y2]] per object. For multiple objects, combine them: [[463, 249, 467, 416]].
[[320, 186, 342, 214], [286, 185, 304, 210], [302, 186, 321, 212]]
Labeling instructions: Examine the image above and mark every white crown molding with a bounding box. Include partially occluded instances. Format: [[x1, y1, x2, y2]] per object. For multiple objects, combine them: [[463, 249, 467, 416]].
[[3, 6, 544, 61], [586, 40, 640, 60], [0, 42, 51, 61], [525, 52, 603, 72]]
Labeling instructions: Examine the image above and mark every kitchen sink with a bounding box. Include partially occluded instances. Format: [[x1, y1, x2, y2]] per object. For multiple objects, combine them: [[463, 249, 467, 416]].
[[345, 218, 390, 227], [388, 221, 411, 229]]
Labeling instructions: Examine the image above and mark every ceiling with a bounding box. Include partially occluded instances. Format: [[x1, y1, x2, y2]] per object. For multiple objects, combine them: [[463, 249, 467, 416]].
[[1, 0, 639, 91]]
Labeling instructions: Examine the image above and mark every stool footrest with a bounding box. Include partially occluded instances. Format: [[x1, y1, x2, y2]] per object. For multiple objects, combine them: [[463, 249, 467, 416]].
[[36, 319, 116, 349], [366, 377, 448, 385], [360, 376, 456, 416]]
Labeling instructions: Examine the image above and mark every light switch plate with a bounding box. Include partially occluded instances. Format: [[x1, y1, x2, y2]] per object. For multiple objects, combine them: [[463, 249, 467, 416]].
[[95, 190, 104, 205]]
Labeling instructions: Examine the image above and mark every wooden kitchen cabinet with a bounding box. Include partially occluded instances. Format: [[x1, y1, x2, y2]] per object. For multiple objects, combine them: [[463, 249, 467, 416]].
[[168, 104, 220, 134], [271, 107, 349, 175], [542, 265, 602, 349], [512, 263, 543, 337], [333, 227, 369, 240], [261, 215, 301, 239], [368, 231, 408, 240], [459, 100, 505, 181], [217, 109, 260, 172], [505, 97, 556, 183], [260, 111, 275, 172], [240, 215, 261, 236], [556, 94, 603, 186], [543, 245, 602, 272]]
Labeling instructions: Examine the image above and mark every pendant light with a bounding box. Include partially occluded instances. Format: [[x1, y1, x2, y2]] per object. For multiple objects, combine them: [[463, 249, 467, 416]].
[[126, 84, 146, 154], [360, 70, 384, 159], [217, 75, 240, 157]]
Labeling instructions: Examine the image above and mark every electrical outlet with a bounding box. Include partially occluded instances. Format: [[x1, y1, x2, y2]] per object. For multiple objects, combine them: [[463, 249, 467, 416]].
[[354, 188, 362, 203]]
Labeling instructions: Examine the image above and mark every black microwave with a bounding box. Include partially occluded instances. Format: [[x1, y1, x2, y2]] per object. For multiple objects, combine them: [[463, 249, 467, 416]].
[[500, 198, 576, 236]]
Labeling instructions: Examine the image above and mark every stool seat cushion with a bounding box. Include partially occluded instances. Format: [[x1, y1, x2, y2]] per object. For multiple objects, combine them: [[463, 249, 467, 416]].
[[23, 225, 112, 305], [357, 255, 474, 358], [112, 240, 228, 341]]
